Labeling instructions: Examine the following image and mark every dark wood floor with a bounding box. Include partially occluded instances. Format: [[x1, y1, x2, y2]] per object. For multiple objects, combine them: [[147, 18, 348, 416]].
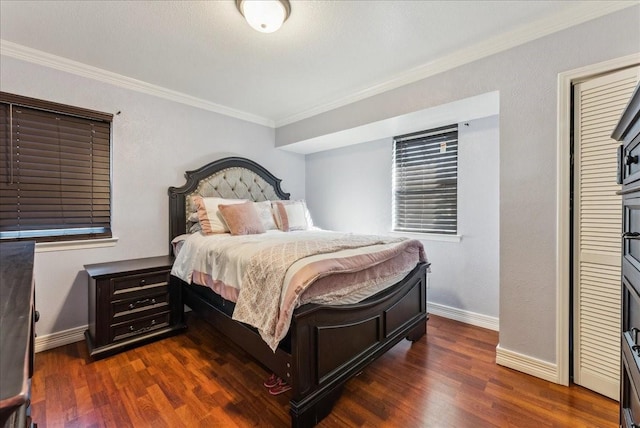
[[31, 314, 617, 427]]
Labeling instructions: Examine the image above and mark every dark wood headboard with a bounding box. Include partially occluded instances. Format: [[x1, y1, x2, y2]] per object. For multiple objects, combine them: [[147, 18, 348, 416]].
[[168, 157, 290, 251]]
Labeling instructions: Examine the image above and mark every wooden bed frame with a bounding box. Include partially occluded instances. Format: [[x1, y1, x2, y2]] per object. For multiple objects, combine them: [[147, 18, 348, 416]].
[[168, 157, 429, 427]]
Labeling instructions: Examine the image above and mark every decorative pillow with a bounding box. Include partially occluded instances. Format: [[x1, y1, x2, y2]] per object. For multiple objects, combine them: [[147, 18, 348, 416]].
[[272, 200, 312, 232], [253, 200, 278, 230], [218, 202, 265, 236], [192, 195, 247, 234], [188, 222, 202, 234]]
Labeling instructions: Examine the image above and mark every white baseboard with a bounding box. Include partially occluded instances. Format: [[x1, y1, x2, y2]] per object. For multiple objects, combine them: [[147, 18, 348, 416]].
[[427, 301, 499, 331], [35, 309, 195, 353], [35, 325, 87, 353], [34, 305, 490, 353], [495, 344, 560, 383], [34, 308, 560, 386]]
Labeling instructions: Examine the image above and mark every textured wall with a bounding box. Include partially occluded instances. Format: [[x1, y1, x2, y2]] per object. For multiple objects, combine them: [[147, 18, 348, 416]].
[[280, 7, 640, 363], [0, 56, 305, 338], [306, 115, 500, 319]]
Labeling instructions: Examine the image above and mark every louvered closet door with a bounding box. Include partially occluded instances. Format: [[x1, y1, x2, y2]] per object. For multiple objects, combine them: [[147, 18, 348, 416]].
[[574, 66, 639, 400]]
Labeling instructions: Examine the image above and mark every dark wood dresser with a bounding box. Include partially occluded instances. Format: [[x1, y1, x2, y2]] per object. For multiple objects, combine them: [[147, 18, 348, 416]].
[[84, 255, 186, 359], [614, 82, 640, 428], [0, 241, 36, 428]]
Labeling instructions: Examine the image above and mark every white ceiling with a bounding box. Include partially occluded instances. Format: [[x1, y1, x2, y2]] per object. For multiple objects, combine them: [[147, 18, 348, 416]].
[[0, 1, 636, 127]]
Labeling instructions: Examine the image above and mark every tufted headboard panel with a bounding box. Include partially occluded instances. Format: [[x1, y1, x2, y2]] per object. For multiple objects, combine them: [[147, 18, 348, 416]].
[[184, 166, 282, 217], [168, 157, 290, 252]]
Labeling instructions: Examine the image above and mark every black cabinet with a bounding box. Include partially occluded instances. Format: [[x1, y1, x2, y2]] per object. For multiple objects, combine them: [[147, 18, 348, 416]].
[[0, 241, 36, 428], [615, 82, 640, 427], [84, 255, 186, 359]]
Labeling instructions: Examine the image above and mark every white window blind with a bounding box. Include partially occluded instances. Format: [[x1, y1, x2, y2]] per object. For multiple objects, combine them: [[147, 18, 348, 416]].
[[393, 124, 458, 234]]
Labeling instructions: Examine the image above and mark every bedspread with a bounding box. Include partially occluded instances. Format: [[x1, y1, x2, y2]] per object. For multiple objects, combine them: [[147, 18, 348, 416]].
[[171, 230, 427, 351]]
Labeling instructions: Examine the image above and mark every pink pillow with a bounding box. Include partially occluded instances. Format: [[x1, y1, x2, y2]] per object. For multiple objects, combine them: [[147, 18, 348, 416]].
[[218, 202, 265, 235]]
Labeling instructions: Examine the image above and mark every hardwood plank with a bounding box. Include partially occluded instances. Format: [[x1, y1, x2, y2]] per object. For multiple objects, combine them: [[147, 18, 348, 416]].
[[31, 314, 617, 427]]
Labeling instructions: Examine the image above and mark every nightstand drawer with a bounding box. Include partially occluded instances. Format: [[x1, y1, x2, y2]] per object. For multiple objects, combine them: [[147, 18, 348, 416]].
[[110, 271, 170, 298], [111, 291, 170, 322], [111, 311, 170, 342]]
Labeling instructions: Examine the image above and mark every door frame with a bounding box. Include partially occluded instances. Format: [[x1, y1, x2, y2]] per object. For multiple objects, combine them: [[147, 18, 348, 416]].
[[556, 53, 640, 386]]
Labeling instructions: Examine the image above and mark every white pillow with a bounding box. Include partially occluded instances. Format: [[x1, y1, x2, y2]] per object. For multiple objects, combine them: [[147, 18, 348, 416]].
[[192, 196, 247, 234], [272, 200, 313, 231], [253, 201, 278, 230]]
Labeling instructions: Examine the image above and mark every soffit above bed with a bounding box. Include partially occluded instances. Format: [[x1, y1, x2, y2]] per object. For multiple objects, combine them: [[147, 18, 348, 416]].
[[276, 91, 500, 155]]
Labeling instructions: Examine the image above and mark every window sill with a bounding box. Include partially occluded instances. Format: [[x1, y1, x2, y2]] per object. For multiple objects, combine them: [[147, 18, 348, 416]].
[[390, 231, 462, 243], [35, 237, 119, 253]]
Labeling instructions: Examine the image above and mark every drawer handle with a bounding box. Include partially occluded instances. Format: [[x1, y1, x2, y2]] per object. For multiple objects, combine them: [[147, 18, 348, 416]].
[[139, 279, 146, 286], [128, 298, 156, 310], [622, 232, 640, 239], [128, 319, 157, 334], [626, 155, 639, 166]]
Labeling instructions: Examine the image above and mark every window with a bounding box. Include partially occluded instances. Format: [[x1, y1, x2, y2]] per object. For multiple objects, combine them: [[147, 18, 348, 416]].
[[392, 124, 458, 234], [0, 92, 113, 242]]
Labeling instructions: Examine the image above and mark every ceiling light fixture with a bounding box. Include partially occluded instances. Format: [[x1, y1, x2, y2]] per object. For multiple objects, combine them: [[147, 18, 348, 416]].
[[236, 0, 291, 33]]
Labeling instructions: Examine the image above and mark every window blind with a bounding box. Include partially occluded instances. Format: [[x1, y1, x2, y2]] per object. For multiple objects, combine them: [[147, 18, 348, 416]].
[[393, 124, 458, 234], [0, 92, 113, 242]]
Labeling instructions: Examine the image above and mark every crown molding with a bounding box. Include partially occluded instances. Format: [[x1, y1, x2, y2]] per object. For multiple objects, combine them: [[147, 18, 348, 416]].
[[0, 39, 275, 128], [1, 1, 636, 129], [274, 1, 639, 127]]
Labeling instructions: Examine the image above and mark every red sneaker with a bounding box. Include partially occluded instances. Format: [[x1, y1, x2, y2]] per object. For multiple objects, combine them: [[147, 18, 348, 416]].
[[263, 373, 279, 388], [268, 378, 292, 395]]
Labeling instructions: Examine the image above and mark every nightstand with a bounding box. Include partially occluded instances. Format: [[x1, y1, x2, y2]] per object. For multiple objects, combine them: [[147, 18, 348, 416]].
[[84, 255, 186, 359]]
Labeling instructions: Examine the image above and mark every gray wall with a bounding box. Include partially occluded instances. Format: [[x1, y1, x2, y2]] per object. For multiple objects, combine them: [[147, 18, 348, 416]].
[[0, 56, 306, 338], [306, 115, 500, 319], [280, 7, 640, 363]]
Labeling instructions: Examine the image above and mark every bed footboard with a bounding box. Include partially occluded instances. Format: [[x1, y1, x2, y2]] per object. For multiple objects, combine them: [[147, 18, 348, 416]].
[[288, 262, 428, 427]]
